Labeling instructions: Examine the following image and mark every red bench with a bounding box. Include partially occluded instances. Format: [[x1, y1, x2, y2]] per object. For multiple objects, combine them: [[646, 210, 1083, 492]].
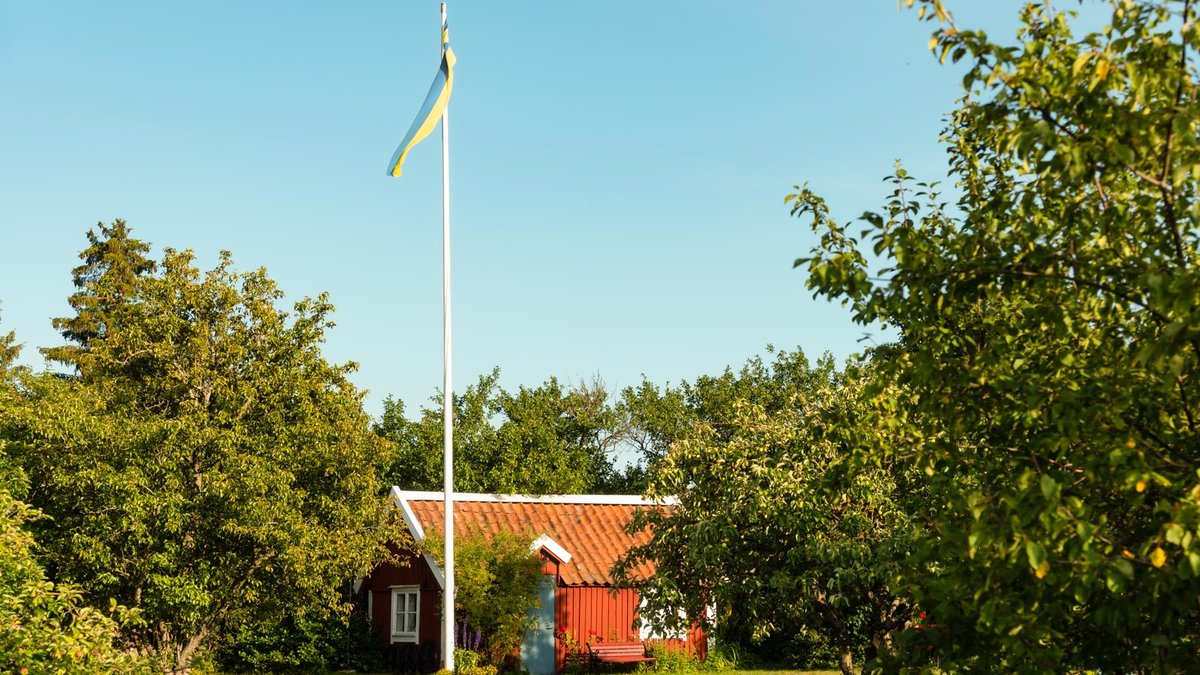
[[587, 641, 657, 666]]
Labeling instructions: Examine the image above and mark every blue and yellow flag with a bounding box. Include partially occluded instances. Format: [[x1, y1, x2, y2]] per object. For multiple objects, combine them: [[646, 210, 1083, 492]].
[[387, 26, 456, 177]]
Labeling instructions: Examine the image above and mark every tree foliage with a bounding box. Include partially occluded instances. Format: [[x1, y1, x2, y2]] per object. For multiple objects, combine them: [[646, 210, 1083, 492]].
[[42, 219, 156, 373], [3, 238, 400, 671], [215, 607, 382, 674], [791, 0, 1200, 670], [617, 346, 839, 468], [0, 307, 19, 376], [0, 487, 147, 674], [1, 315, 144, 673], [378, 370, 635, 494], [377, 350, 842, 500], [615, 351, 910, 675], [425, 530, 545, 667]]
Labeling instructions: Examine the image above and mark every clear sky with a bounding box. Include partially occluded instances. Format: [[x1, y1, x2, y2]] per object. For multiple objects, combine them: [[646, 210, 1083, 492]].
[[0, 1, 1094, 418]]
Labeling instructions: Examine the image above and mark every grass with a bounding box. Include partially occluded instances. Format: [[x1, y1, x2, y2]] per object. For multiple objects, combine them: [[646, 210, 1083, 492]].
[[724, 667, 840, 672], [353, 662, 843, 675], [353, 668, 842, 675], [701, 661, 840, 675]]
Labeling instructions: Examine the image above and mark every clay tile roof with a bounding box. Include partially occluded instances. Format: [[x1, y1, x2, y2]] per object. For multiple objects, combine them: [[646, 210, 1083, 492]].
[[394, 490, 674, 586]]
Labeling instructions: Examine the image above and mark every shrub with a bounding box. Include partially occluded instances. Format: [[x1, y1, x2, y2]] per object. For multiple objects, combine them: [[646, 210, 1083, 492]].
[[426, 530, 544, 668], [643, 642, 705, 673], [454, 648, 480, 670], [214, 607, 382, 673], [0, 488, 148, 674]]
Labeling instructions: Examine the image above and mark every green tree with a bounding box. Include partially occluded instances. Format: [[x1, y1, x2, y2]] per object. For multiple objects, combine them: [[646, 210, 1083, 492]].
[[215, 608, 382, 674], [379, 370, 629, 494], [617, 346, 830, 482], [0, 488, 149, 674], [0, 306, 19, 376], [375, 397, 441, 493], [614, 353, 912, 675], [2, 321, 144, 674], [792, 0, 1200, 669], [4, 247, 399, 671], [42, 219, 156, 373], [425, 530, 544, 667]]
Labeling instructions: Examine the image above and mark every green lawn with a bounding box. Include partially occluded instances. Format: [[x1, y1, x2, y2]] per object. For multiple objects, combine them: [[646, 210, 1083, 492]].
[[729, 671, 839, 675], [354, 666, 843, 675]]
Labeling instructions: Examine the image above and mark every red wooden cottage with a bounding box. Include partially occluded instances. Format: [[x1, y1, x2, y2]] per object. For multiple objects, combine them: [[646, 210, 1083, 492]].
[[360, 489, 705, 674]]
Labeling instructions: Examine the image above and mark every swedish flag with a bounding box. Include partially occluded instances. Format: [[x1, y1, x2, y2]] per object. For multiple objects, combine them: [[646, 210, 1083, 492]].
[[387, 26, 456, 177]]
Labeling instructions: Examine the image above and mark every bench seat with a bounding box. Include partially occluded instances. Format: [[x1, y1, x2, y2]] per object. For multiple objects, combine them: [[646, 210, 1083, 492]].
[[587, 642, 657, 665]]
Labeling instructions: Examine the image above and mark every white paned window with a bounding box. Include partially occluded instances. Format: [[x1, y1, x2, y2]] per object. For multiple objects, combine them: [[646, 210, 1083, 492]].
[[391, 586, 420, 643]]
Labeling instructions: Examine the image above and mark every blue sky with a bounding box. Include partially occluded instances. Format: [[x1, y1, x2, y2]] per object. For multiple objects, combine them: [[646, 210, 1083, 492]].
[[0, 1, 1096, 417]]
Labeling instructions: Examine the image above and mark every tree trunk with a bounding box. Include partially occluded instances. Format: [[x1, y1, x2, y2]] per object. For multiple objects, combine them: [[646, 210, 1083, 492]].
[[169, 628, 208, 674], [839, 646, 854, 675]]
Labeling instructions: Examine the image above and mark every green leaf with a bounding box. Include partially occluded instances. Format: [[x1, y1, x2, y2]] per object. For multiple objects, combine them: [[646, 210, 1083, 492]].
[[1114, 558, 1134, 579], [1072, 50, 1093, 75], [1040, 474, 1057, 500], [1027, 541, 1047, 569]]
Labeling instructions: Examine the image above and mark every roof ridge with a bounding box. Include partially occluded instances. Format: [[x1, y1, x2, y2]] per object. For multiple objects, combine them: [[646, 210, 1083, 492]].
[[389, 487, 663, 586], [392, 489, 679, 506]]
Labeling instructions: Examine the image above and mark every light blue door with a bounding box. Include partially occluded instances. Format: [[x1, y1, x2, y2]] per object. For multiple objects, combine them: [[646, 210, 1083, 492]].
[[521, 576, 557, 675]]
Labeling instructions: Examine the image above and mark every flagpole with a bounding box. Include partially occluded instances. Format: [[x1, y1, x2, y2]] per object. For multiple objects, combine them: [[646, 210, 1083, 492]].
[[439, 2, 455, 673]]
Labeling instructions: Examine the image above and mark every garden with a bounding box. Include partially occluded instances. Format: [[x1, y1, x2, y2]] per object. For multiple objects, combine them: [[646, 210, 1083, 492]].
[[5, 0, 1200, 672]]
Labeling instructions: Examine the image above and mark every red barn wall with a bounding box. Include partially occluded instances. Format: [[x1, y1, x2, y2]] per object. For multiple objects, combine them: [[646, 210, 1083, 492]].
[[362, 551, 442, 649], [554, 586, 706, 669], [363, 552, 708, 673]]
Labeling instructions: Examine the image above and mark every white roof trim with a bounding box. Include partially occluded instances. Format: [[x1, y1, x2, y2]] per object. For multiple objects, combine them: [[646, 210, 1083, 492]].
[[530, 534, 573, 564], [421, 554, 446, 590], [391, 486, 427, 541], [389, 486, 446, 590], [393, 489, 680, 506]]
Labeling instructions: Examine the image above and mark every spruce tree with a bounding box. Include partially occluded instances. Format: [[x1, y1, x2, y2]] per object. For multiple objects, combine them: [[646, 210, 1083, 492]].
[[43, 220, 155, 374]]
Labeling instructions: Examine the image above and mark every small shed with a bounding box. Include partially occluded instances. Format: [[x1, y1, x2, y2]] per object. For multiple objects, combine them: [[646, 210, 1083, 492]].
[[360, 489, 705, 673]]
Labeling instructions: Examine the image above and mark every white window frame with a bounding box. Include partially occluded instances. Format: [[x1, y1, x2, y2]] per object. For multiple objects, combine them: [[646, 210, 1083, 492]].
[[390, 586, 420, 644]]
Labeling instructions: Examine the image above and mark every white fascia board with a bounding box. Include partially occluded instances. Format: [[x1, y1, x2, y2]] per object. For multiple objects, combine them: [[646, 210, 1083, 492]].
[[389, 486, 445, 590], [422, 554, 446, 591], [393, 488, 679, 506], [530, 534, 573, 564], [391, 486, 427, 541]]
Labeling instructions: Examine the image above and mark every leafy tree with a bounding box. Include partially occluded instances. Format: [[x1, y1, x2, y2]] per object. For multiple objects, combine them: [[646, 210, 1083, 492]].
[[617, 346, 831, 482], [616, 380, 690, 476], [4, 247, 399, 671], [615, 353, 912, 675], [2, 310, 144, 672], [792, 0, 1200, 669], [0, 487, 148, 674], [379, 370, 630, 494], [0, 306, 19, 376], [375, 397, 439, 493], [215, 608, 382, 674], [42, 219, 156, 373], [380, 350, 835, 499], [425, 530, 544, 667]]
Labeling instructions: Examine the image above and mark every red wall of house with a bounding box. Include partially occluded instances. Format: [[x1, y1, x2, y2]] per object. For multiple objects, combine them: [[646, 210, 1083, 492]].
[[362, 552, 442, 649], [554, 586, 706, 669], [365, 552, 707, 673]]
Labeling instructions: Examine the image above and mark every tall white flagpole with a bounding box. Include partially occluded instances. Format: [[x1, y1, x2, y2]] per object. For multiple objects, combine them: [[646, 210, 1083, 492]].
[[438, 3, 455, 672], [438, 2, 457, 671]]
